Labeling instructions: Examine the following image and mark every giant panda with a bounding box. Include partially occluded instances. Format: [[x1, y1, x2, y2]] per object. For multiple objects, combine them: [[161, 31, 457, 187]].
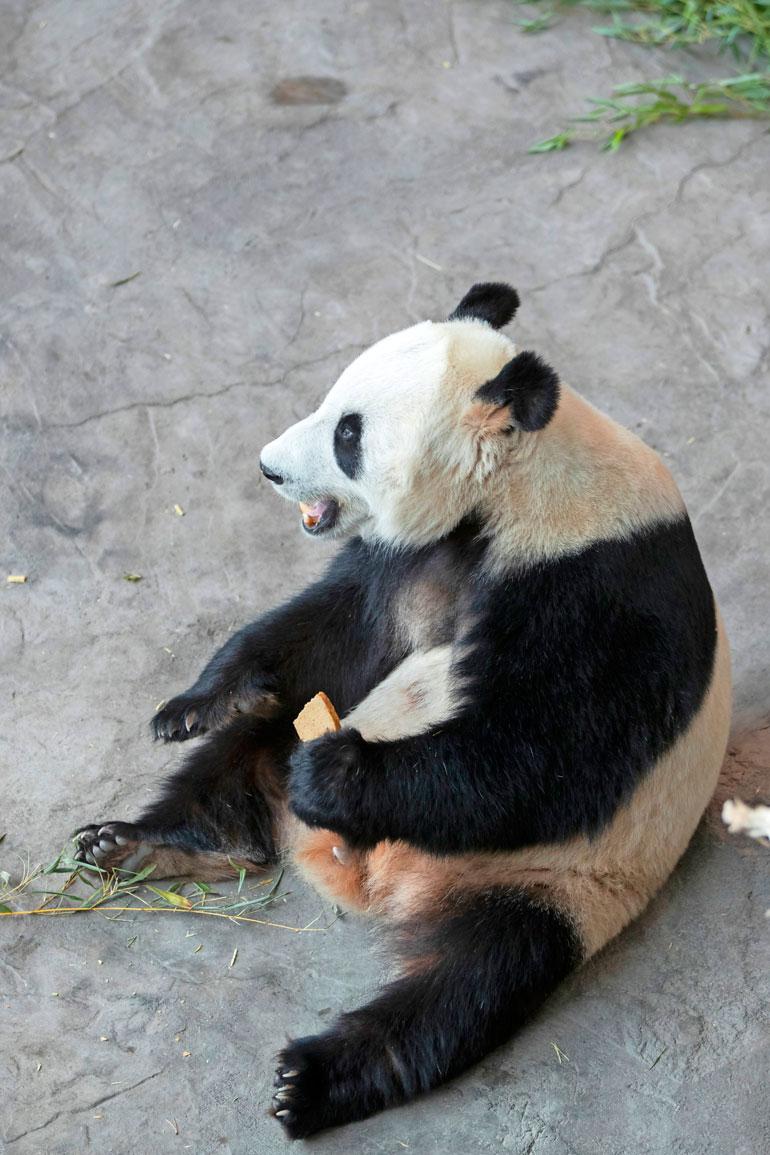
[[74, 283, 731, 1139]]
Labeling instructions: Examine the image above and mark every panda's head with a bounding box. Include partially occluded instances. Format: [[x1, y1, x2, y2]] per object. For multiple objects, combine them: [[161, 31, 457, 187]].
[[259, 283, 560, 548]]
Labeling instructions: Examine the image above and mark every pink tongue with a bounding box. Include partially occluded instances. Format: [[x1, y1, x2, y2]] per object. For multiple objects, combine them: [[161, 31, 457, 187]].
[[306, 500, 328, 520]]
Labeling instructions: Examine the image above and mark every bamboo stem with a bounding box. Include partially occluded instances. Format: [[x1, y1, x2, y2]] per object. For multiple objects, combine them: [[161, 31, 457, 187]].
[[0, 905, 322, 932]]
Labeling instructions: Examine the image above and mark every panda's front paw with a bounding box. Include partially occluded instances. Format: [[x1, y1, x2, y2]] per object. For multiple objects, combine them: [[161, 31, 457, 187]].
[[288, 729, 370, 841], [152, 692, 213, 741], [152, 678, 279, 742]]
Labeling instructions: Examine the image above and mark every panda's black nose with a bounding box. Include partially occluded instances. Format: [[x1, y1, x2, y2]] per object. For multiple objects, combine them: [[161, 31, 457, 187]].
[[260, 460, 284, 485]]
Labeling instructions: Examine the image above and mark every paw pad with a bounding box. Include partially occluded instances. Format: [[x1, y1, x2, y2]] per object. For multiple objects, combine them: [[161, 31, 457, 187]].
[[72, 822, 150, 872]]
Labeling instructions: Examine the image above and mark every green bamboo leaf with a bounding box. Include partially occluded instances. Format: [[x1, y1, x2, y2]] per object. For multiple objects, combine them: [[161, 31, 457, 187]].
[[226, 857, 247, 893], [515, 12, 555, 31], [68, 859, 105, 873], [604, 125, 630, 149], [30, 889, 84, 898], [42, 852, 65, 875], [147, 886, 193, 909], [114, 863, 157, 884], [264, 869, 285, 899], [528, 132, 572, 151], [80, 889, 111, 909]]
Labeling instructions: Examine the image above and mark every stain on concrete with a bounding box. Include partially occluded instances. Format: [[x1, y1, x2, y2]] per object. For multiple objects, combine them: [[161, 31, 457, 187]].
[[270, 76, 347, 105]]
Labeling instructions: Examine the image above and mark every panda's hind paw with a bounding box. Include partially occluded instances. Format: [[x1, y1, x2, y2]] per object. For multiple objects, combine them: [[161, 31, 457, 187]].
[[271, 1029, 382, 1139], [271, 1041, 330, 1140], [72, 821, 152, 874]]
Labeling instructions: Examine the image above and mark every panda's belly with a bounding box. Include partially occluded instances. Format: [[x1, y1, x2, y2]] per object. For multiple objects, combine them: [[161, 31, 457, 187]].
[[389, 530, 480, 654], [339, 533, 480, 735], [392, 574, 458, 651]]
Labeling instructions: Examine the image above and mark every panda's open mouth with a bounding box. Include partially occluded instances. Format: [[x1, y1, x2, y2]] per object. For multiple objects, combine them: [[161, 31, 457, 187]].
[[299, 499, 340, 536]]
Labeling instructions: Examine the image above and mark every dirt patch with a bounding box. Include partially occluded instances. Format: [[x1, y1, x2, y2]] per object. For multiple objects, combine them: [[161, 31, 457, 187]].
[[271, 76, 347, 105]]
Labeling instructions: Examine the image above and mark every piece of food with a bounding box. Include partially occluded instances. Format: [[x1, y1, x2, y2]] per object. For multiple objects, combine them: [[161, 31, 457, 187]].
[[6, 575, 27, 584], [293, 691, 341, 741]]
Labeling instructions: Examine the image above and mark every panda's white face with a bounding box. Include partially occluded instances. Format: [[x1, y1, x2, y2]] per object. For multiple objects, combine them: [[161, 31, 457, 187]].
[[260, 318, 516, 547]]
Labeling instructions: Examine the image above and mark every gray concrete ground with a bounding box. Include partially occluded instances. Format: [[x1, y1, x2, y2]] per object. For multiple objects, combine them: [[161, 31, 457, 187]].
[[1, 1, 769, 1152]]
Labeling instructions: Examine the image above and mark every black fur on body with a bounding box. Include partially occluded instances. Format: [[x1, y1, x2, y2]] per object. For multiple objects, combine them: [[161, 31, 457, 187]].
[[290, 516, 716, 855]]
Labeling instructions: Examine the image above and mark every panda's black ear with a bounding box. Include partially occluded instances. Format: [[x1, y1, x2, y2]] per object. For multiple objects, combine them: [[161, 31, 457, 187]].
[[448, 282, 520, 329], [475, 351, 560, 432]]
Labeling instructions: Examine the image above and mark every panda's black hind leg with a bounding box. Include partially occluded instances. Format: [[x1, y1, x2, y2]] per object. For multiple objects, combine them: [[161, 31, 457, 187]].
[[72, 819, 269, 881], [271, 888, 582, 1138], [73, 717, 293, 880]]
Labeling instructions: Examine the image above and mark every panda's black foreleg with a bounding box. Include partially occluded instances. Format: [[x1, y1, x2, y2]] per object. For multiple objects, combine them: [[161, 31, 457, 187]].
[[151, 557, 369, 742], [151, 663, 281, 743], [73, 717, 294, 879], [288, 723, 514, 853], [271, 887, 582, 1139]]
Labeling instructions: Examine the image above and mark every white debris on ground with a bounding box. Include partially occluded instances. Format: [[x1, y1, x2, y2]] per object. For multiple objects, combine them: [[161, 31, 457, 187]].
[[722, 798, 770, 845]]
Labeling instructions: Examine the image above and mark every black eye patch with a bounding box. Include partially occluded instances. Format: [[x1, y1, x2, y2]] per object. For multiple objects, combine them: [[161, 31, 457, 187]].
[[334, 413, 363, 478]]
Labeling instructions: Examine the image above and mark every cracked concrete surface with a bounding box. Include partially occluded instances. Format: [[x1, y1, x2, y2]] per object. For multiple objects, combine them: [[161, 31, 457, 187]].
[[1, 1, 769, 1152]]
